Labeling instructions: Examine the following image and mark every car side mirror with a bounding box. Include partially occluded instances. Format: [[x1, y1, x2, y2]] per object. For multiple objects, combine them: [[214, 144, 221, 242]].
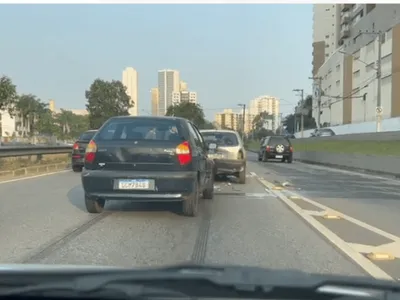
[[208, 143, 217, 151]]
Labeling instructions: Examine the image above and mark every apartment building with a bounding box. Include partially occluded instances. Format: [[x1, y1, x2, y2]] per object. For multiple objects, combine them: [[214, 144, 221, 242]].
[[171, 91, 197, 105], [312, 4, 341, 76], [122, 67, 138, 116], [158, 69, 180, 115], [214, 109, 252, 133], [313, 4, 400, 126], [248, 95, 280, 132], [151, 88, 159, 116]]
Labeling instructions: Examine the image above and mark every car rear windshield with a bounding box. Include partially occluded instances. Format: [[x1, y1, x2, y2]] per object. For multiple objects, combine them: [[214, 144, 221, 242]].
[[96, 118, 184, 142], [201, 132, 239, 147], [79, 131, 96, 141], [269, 137, 290, 146]]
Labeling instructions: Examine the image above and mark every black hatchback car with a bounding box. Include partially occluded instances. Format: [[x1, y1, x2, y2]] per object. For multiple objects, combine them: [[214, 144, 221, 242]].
[[72, 130, 98, 172], [258, 136, 293, 163], [81, 116, 215, 217]]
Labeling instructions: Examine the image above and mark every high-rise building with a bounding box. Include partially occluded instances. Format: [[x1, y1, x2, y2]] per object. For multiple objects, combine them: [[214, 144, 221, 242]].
[[151, 88, 159, 116], [171, 91, 197, 105], [122, 67, 138, 116], [248, 96, 280, 132], [215, 109, 240, 131], [180, 81, 188, 91], [158, 69, 180, 115], [312, 4, 341, 76]]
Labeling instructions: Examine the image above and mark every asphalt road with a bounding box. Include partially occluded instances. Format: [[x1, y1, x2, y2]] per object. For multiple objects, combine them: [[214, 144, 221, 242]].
[[1, 155, 395, 280]]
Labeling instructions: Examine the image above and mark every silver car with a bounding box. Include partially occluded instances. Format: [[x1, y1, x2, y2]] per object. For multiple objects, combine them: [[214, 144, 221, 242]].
[[200, 129, 246, 184]]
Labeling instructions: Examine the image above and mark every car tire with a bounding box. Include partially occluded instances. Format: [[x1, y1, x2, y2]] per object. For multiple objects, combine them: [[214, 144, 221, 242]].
[[203, 172, 214, 200], [238, 167, 246, 184], [287, 156, 293, 163], [85, 195, 105, 214], [72, 165, 83, 172], [281, 158, 286, 163], [183, 180, 199, 217], [257, 156, 262, 161]]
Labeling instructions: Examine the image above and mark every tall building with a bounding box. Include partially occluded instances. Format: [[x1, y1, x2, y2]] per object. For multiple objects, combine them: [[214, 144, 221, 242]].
[[122, 67, 138, 116], [312, 4, 341, 76], [215, 109, 240, 131], [248, 96, 280, 132], [180, 81, 188, 91], [151, 88, 159, 116], [158, 69, 180, 115], [313, 4, 400, 127], [171, 91, 197, 105]]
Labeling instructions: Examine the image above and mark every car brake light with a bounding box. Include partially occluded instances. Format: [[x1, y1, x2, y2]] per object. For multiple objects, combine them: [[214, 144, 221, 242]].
[[176, 141, 192, 165], [73, 142, 79, 150], [290, 146, 293, 152], [85, 140, 97, 163], [266, 145, 270, 152]]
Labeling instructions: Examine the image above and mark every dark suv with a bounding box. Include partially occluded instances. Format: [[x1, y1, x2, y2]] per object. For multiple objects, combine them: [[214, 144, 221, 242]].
[[81, 116, 215, 217], [257, 136, 293, 163]]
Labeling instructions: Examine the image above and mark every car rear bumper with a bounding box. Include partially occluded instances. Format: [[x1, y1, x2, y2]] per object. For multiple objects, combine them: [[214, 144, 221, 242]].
[[266, 152, 292, 159], [71, 155, 84, 166], [213, 159, 246, 175], [81, 169, 197, 201]]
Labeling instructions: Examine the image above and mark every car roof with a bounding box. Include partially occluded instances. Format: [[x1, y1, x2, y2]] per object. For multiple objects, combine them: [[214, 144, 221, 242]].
[[108, 115, 187, 122]]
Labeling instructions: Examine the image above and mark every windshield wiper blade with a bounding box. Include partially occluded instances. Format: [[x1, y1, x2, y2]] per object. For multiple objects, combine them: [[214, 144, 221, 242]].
[[1, 264, 400, 299]]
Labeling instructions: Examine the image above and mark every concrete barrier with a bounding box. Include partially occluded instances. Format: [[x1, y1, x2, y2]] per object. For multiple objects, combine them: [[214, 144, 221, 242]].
[[293, 152, 400, 177]]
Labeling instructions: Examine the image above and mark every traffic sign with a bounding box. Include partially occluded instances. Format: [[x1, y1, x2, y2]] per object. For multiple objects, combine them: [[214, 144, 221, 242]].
[[376, 106, 383, 114]]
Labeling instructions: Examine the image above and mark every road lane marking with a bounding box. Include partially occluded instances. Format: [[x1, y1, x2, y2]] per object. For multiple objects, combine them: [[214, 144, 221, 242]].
[[281, 189, 400, 242], [253, 174, 394, 281], [0, 170, 71, 185]]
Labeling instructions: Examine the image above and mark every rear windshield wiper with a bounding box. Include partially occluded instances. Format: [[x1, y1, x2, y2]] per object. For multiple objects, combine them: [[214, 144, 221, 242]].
[[0, 264, 399, 299]]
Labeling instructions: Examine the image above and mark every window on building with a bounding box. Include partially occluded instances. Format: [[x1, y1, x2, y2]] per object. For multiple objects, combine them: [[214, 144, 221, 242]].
[[336, 80, 340, 87], [366, 62, 375, 73], [387, 28, 393, 40]]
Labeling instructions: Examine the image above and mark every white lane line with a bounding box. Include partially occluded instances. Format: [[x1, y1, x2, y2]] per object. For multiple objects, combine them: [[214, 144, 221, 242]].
[[282, 189, 400, 242], [294, 161, 400, 185], [0, 170, 71, 185], [251, 172, 394, 281]]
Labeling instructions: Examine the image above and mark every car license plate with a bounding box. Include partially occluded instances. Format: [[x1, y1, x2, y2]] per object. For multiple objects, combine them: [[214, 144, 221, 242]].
[[118, 179, 150, 190], [275, 155, 283, 159], [209, 153, 224, 159]]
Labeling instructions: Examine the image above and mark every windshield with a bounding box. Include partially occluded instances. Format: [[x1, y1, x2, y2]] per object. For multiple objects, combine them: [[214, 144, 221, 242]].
[[0, 3, 394, 286], [201, 131, 239, 146]]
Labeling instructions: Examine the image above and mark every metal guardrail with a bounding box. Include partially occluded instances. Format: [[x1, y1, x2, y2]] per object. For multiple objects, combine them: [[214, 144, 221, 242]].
[[0, 146, 72, 158]]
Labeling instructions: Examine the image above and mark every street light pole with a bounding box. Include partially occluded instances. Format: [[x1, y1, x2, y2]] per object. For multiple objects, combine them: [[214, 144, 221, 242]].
[[376, 31, 383, 132], [293, 89, 304, 138], [238, 103, 246, 138]]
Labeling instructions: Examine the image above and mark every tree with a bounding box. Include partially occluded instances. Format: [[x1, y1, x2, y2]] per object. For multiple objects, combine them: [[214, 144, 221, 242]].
[[165, 102, 206, 128], [0, 76, 18, 115], [284, 95, 317, 134], [85, 79, 132, 129], [252, 111, 273, 132], [15, 94, 47, 136]]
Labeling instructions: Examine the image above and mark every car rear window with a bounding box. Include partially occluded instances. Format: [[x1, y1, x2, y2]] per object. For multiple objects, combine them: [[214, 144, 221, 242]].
[[201, 131, 239, 147], [79, 131, 96, 141], [96, 118, 184, 142], [269, 137, 290, 146]]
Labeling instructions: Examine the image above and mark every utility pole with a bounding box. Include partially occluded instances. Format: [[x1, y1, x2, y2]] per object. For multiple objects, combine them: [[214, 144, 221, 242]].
[[359, 30, 383, 132], [293, 89, 304, 138], [309, 76, 322, 129], [237, 103, 246, 138]]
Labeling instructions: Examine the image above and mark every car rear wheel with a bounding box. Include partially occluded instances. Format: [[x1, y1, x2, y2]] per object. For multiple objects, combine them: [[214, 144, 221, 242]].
[[72, 166, 83, 172], [203, 172, 214, 200], [85, 195, 105, 213], [238, 167, 246, 184], [183, 180, 199, 217], [287, 156, 293, 163]]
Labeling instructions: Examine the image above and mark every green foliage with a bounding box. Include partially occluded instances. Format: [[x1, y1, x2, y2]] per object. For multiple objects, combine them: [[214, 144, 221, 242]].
[[85, 79, 132, 129], [283, 95, 316, 133], [165, 102, 214, 129], [0, 76, 18, 115]]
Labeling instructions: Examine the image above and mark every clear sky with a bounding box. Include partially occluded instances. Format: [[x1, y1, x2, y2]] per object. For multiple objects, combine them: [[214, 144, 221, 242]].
[[0, 4, 312, 121]]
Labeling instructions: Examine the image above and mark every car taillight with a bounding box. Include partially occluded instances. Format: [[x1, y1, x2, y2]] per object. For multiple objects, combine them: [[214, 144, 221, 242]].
[[176, 141, 192, 165], [290, 146, 293, 152], [73, 142, 79, 150], [266, 145, 270, 152], [85, 140, 97, 163]]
